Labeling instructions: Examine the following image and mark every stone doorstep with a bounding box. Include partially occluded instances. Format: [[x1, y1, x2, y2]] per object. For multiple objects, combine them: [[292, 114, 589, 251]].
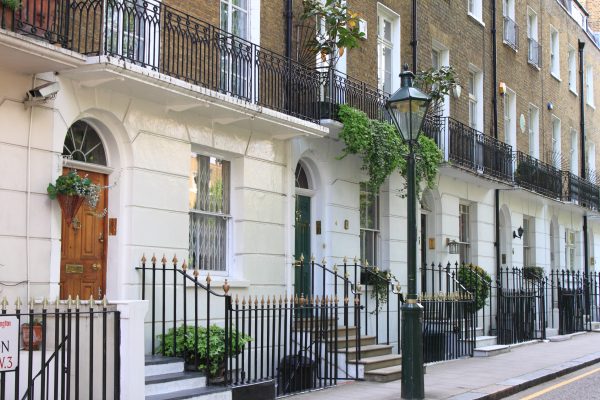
[[352, 353, 403, 372], [548, 331, 588, 342], [341, 344, 395, 359], [364, 365, 402, 383], [473, 345, 511, 357], [145, 386, 231, 400]]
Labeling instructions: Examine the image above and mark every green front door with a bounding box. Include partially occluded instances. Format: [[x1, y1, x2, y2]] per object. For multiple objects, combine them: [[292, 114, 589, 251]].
[[294, 195, 311, 297]]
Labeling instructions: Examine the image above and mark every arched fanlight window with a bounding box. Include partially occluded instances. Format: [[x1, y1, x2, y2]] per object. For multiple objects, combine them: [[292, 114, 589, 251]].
[[295, 162, 310, 189], [62, 121, 107, 165]]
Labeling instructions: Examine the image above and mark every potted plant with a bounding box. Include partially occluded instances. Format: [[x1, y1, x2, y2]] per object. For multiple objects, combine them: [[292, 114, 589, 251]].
[[158, 324, 251, 382], [523, 266, 545, 281], [21, 320, 43, 351], [360, 266, 396, 312], [1, 0, 19, 30], [47, 170, 101, 225]]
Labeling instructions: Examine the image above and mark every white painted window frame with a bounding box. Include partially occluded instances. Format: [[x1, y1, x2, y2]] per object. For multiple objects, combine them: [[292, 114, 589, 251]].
[[377, 3, 401, 93]]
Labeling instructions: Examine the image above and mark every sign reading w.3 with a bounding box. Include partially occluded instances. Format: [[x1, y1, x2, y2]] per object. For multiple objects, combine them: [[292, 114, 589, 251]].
[[0, 316, 18, 371]]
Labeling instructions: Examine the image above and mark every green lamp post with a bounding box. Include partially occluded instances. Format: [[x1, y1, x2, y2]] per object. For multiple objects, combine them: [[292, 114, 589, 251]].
[[385, 64, 431, 399]]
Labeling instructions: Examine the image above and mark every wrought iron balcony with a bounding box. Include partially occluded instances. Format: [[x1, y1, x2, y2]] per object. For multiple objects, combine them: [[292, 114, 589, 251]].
[[528, 38, 541, 68], [503, 16, 519, 50], [562, 171, 600, 211], [1, 0, 392, 125], [515, 151, 562, 199], [423, 116, 514, 183]]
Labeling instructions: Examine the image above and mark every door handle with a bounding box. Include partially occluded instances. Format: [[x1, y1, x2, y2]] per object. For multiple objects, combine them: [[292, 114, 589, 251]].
[[92, 263, 101, 271], [99, 233, 104, 243]]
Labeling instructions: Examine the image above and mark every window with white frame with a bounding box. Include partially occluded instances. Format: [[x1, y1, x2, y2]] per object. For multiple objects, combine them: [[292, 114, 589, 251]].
[[586, 65, 595, 107], [588, 143, 596, 181], [550, 28, 560, 78], [552, 117, 562, 169], [565, 230, 576, 269], [528, 105, 539, 158], [220, 0, 248, 38], [468, 68, 483, 131], [459, 203, 470, 264], [219, 0, 251, 98], [527, 8, 539, 66], [377, 5, 400, 93], [504, 88, 516, 148], [468, 0, 483, 23], [189, 154, 231, 271], [503, 0, 517, 49], [523, 216, 534, 267], [360, 182, 380, 266], [568, 48, 577, 93], [107, 0, 159, 65], [570, 128, 578, 174]]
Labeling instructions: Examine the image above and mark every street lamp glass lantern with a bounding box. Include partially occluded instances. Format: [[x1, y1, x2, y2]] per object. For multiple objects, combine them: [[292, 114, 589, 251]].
[[385, 67, 431, 142]]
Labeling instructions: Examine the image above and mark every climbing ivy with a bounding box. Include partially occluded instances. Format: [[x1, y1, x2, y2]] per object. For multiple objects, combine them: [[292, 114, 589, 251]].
[[337, 104, 442, 197]]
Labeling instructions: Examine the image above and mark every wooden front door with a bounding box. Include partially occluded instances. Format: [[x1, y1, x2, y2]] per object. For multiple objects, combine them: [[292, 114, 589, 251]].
[[59, 169, 107, 300]]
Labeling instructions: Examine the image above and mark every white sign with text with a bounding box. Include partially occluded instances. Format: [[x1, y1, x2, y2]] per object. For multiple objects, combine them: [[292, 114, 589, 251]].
[[0, 316, 19, 371]]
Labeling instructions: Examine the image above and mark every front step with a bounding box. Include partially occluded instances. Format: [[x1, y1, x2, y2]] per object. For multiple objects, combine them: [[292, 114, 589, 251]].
[[473, 344, 510, 357], [146, 356, 186, 377], [146, 372, 207, 397], [342, 344, 395, 360], [475, 335, 497, 348], [364, 365, 402, 383], [146, 386, 231, 400], [145, 356, 228, 399], [330, 335, 377, 348], [353, 353, 403, 372]]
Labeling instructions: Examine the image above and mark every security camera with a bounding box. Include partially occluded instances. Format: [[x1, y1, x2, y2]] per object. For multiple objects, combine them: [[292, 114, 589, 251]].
[[27, 82, 60, 100]]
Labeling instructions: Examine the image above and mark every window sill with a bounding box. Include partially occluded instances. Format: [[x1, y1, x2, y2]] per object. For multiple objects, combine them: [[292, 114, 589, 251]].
[[587, 102, 596, 110], [550, 73, 561, 82], [527, 61, 541, 71], [468, 13, 485, 27], [569, 88, 578, 96], [503, 41, 518, 52]]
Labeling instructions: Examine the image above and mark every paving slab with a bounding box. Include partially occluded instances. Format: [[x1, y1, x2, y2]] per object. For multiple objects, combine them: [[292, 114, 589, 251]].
[[289, 332, 600, 400]]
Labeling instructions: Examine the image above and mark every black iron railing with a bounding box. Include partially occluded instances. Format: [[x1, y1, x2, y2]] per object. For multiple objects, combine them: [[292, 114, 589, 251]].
[[515, 151, 562, 199], [562, 171, 600, 211], [548, 269, 587, 334], [527, 38, 541, 67], [446, 117, 514, 182], [419, 262, 477, 363], [497, 267, 546, 345], [503, 16, 519, 50], [0, 300, 121, 400]]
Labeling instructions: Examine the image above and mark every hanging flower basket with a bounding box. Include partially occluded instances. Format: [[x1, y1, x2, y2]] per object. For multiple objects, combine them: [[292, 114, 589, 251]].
[[48, 170, 102, 225], [56, 194, 86, 225]]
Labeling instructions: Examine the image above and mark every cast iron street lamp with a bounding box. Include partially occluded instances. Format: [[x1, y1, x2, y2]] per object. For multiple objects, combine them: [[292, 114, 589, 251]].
[[385, 65, 431, 399]]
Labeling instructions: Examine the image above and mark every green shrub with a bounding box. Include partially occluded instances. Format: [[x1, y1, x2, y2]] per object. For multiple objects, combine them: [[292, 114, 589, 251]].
[[523, 266, 545, 281], [158, 324, 251, 378], [2, 0, 21, 10], [457, 264, 491, 311]]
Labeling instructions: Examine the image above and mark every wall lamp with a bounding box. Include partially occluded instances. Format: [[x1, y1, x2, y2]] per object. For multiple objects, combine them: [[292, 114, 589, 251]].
[[513, 226, 524, 239], [446, 238, 460, 254]]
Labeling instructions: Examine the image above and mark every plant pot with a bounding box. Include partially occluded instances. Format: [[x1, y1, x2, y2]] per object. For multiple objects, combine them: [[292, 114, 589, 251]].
[[1, 5, 15, 30], [21, 324, 43, 351], [57, 194, 85, 225]]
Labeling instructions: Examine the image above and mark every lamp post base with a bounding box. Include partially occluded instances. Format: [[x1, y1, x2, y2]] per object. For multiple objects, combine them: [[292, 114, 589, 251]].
[[401, 301, 424, 399]]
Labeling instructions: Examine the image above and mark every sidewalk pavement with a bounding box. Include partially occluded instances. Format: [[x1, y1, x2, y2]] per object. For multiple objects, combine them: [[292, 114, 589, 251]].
[[291, 332, 600, 400]]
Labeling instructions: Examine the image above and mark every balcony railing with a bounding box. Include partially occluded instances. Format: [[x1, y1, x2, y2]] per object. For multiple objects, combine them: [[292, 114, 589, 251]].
[[515, 151, 562, 199], [528, 38, 541, 68], [503, 16, 519, 50], [449, 118, 514, 181], [562, 171, 600, 211]]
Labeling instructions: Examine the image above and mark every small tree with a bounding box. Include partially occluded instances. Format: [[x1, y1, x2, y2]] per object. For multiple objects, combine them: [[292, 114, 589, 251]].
[[300, 0, 364, 69], [414, 66, 460, 118]]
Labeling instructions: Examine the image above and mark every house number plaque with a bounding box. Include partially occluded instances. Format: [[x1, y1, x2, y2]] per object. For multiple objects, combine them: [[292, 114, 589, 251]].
[[65, 264, 84, 274]]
